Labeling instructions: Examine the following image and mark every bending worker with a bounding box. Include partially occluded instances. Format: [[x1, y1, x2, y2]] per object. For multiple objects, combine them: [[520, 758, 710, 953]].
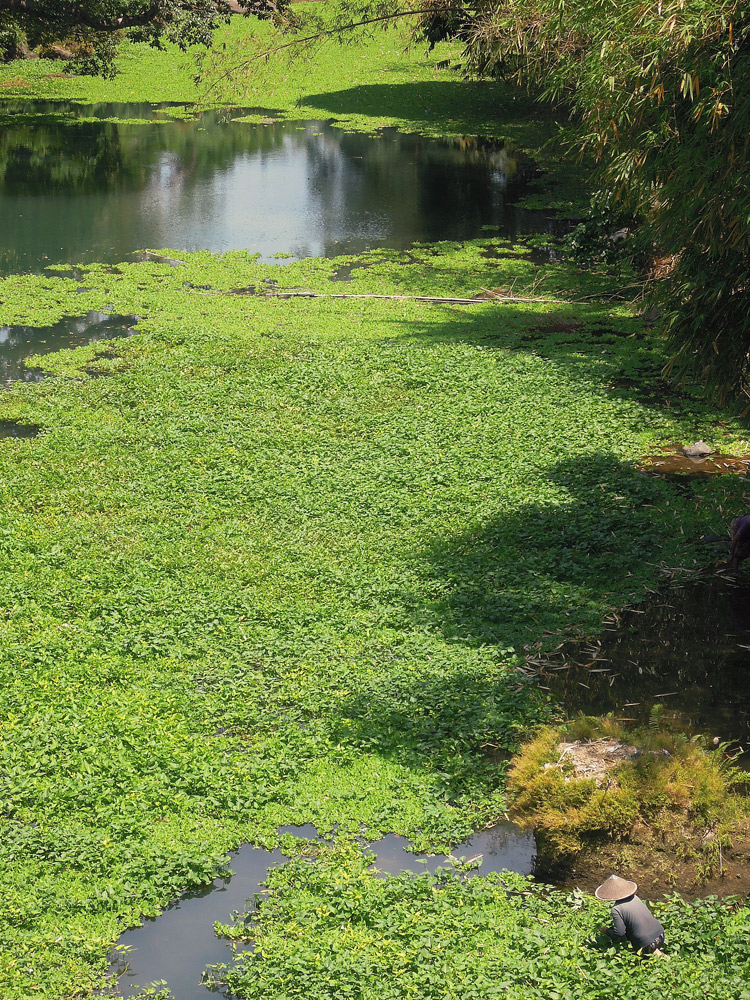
[[595, 875, 666, 955]]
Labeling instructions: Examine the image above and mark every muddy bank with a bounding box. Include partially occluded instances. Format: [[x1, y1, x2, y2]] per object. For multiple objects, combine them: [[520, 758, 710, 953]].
[[559, 835, 750, 902]]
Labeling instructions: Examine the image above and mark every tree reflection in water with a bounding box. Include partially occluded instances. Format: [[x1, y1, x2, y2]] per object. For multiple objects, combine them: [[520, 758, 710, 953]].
[[0, 104, 553, 274]]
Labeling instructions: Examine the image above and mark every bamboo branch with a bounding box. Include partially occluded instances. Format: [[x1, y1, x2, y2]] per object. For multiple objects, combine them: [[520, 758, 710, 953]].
[[199, 5, 442, 98]]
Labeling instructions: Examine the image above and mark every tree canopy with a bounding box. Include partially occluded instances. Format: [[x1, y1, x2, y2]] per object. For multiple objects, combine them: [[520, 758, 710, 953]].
[[0, 0, 285, 75]]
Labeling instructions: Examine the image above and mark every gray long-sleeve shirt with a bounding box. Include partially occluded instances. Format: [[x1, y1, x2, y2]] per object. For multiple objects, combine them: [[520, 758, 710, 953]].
[[606, 895, 664, 950]]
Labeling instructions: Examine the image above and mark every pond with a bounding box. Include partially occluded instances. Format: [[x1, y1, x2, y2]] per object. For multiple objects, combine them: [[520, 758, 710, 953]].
[[0, 103, 553, 276], [109, 822, 536, 999]]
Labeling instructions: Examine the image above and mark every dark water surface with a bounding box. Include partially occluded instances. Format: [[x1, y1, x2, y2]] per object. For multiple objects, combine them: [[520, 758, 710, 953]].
[[0, 418, 39, 437], [0, 311, 137, 385], [108, 822, 535, 998], [111, 845, 288, 999], [538, 575, 750, 758], [367, 823, 536, 878], [0, 103, 551, 275]]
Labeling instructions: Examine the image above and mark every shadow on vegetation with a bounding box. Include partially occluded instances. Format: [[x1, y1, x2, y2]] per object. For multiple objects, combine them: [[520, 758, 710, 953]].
[[301, 80, 555, 139], [395, 291, 707, 416], [418, 452, 673, 645], [335, 454, 676, 782], [330, 299, 738, 779]]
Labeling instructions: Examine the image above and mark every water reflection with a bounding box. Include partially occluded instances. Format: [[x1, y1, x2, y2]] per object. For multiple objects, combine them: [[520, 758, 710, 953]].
[[367, 822, 536, 878], [539, 575, 750, 757], [0, 104, 552, 274], [0, 311, 137, 384], [0, 419, 39, 438]]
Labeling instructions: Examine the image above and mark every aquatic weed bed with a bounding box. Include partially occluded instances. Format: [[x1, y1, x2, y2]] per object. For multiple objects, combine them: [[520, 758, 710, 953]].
[[0, 20, 749, 998], [0, 243, 748, 996], [210, 857, 750, 1000]]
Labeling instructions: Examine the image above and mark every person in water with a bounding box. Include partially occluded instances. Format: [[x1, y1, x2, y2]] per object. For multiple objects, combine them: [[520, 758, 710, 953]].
[[595, 875, 666, 955]]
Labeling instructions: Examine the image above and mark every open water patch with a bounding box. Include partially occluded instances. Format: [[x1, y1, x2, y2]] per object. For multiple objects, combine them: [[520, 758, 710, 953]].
[[107, 821, 535, 998], [367, 823, 536, 878], [0, 311, 137, 384], [109, 845, 288, 1000], [0, 99, 181, 120], [530, 575, 750, 759], [0, 418, 39, 438], [0, 104, 555, 275]]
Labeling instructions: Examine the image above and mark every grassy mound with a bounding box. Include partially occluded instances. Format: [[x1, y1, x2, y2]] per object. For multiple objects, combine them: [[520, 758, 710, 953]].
[[509, 717, 750, 882]]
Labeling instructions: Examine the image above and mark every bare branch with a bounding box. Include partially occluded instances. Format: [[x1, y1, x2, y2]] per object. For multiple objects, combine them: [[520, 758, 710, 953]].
[[200, 6, 442, 98]]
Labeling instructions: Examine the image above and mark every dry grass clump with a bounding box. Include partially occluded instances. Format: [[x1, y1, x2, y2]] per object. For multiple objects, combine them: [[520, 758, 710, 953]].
[[508, 716, 750, 872]]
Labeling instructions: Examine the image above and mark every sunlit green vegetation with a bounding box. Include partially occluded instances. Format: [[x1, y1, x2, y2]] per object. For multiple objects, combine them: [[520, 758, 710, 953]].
[[509, 717, 750, 873], [0, 17, 458, 120], [0, 242, 748, 997], [0, 16, 749, 1000], [211, 857, 750, 1000], [0, 16, 557, 150]]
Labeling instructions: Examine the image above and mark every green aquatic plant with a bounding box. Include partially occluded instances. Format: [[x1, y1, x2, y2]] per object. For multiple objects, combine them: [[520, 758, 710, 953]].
[[0, 240, 746, 996], [0, 30, 748, 993], [207, 845, 750, 1000]]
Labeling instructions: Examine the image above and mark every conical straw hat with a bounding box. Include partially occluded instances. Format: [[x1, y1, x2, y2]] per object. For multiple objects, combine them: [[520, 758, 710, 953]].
[[595, 875, 638, 901]]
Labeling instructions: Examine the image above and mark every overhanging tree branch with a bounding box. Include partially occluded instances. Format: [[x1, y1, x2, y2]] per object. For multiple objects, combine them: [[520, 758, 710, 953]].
[[200, 5, 441, 97]]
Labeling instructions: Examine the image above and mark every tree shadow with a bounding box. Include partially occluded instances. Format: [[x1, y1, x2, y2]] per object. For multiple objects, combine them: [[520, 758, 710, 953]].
[[371, 293, 689, 415], [300, 80, 561, 148], [415, 453, 678, 647], [333, 450, 694, 794], [321, 280, 735, 765], [398, 278, 712, 414]]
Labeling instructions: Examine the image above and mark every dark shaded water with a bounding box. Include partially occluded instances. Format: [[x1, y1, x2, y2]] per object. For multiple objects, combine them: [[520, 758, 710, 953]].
[[537, 575, 750, 758], [0, 418, 39, 437], [0, 103, 552, 275], [0, 311, 137, 384], [108, 822, 535, 998]]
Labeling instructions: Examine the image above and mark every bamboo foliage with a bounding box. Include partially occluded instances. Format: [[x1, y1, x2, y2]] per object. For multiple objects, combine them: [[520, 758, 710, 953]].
[[429, 0, 750, 400]]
